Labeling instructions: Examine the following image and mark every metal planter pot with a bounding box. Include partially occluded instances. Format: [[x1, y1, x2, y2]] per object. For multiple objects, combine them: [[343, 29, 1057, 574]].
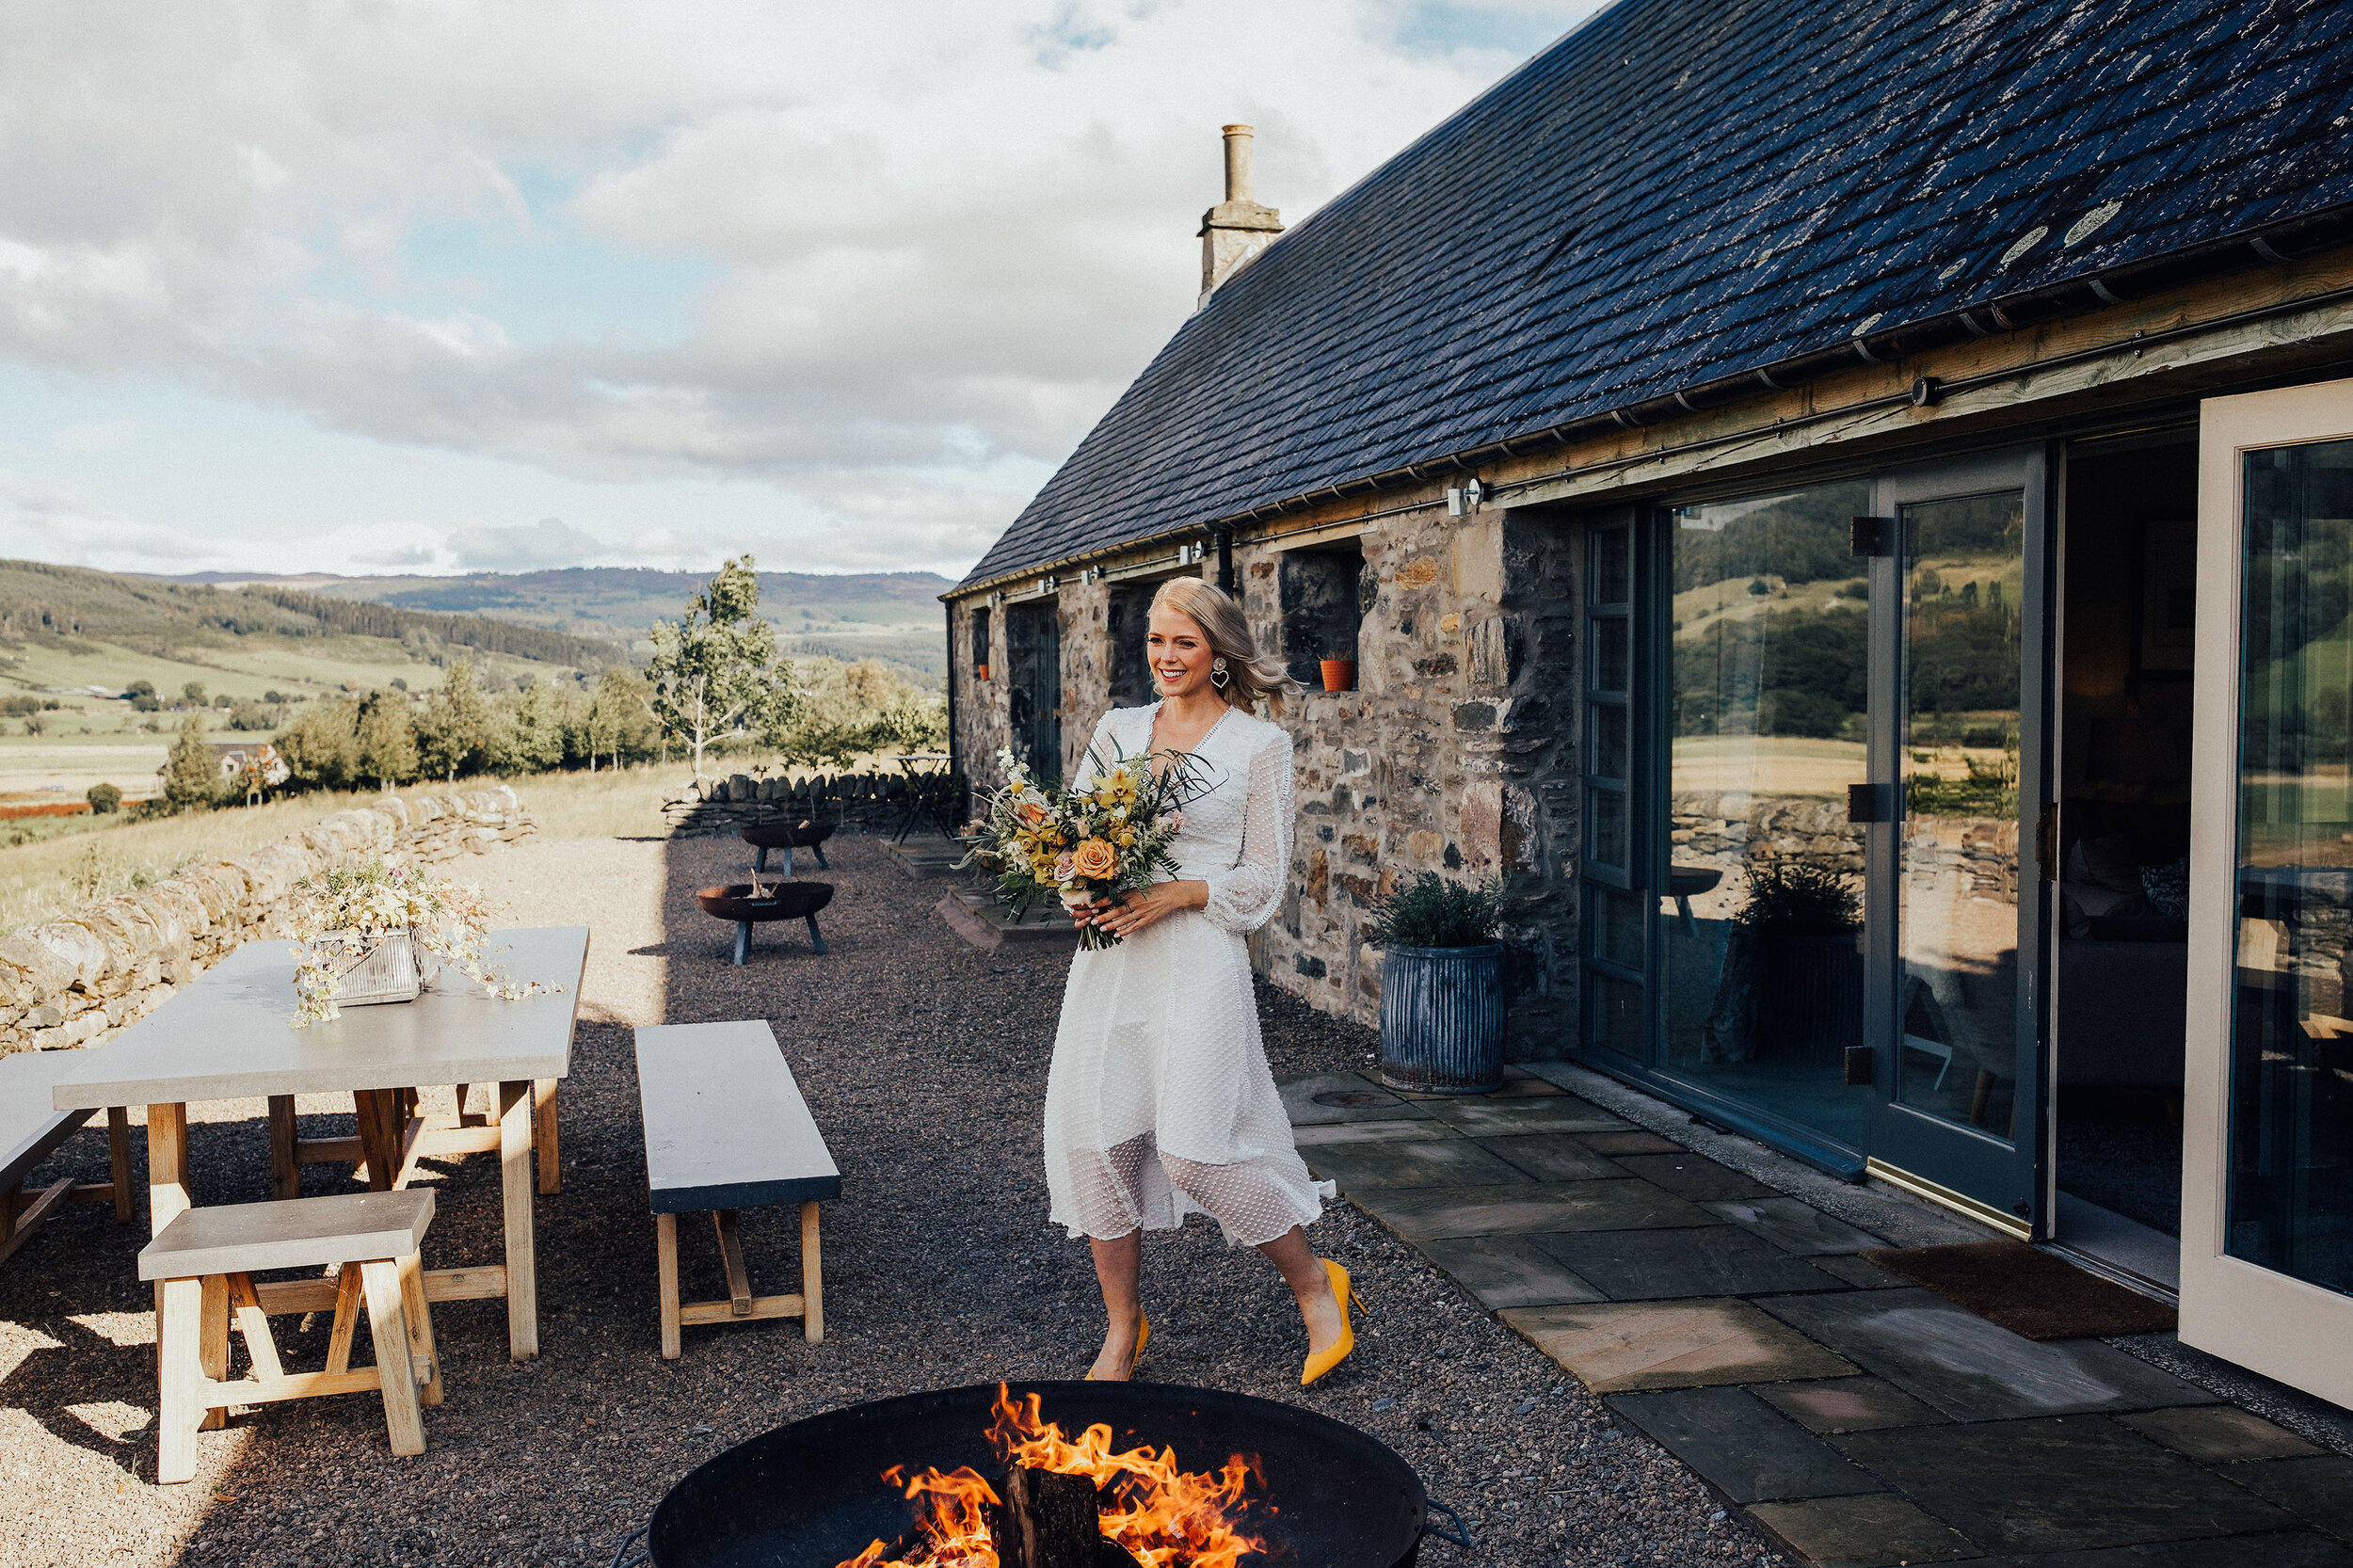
[[315, 927, 440, 1008], [1378, 943, 1506, 1095]]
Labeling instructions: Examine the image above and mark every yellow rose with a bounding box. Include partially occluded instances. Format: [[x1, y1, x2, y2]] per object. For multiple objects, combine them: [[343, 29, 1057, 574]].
[[1071, 838, 1119, 879]]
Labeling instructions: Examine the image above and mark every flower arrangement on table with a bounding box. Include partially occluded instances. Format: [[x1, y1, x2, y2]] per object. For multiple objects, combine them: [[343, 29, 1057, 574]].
[[288, 857, 550, 1028], [958, 743, 1209, 950]]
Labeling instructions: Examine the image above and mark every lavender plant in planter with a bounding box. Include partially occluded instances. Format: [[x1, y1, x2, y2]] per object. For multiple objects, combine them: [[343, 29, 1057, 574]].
[[1369, 872, 1506, 1095]]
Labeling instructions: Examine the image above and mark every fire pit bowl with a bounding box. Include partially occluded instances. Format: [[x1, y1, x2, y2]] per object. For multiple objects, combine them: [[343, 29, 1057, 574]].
[[696, 882, 835, 966], [621, 1380, 1460, 1568], [741, 820, 836, 874]]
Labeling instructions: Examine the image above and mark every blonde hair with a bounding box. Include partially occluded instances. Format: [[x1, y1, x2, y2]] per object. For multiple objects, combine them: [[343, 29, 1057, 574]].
[[1149, 577, 1301, 717]]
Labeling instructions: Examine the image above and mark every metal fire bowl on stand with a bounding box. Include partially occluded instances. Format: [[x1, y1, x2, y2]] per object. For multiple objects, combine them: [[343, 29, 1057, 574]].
[[619, 1381, 1459, 1568]]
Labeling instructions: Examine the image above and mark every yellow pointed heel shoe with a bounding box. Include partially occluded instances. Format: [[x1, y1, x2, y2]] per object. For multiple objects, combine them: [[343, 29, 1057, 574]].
[[1084, 1313, 1149, 1381], [1301, 1260, 1369, 1386]]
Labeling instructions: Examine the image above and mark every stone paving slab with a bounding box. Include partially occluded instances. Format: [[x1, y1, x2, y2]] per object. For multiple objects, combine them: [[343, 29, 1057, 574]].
[[1417, 1235, 1606, 1309], [1753, 1376, 1949, 1434], [1353, 1178, 1718, 1240], [1757, 1289, 2217, 1422], [1745, 1492, 1983, 1567], [1274, 1069, 2351, 1567], [1478, 1132, 1635, 1182], [1428, 1097, 1638, 1135], [1607, 1385, 1883, 1503], [2221, 1455, 2353, 1537], [1705, 1197, 1887, 1256], [1499, 1297, 1854, 1393], [1575, 1128, 1688, 1155], [1304, 1138, 1533, 1190], [1278, 1073, 1436, 1125], [1810, 1254, 1912, 1289], [1614, 1152, 1779, 1201], [1961, 1537, 2353, 1568], [1289, 1117, 1463, 1146], [2116, 1405, 2328, 1463], [1537, 1224, 1848, 1301], [1829, 1417, 2299, 1555]]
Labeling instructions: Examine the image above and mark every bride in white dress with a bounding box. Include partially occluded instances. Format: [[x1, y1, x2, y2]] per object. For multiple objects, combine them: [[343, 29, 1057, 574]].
[[1047, 578, 1361, 1386]]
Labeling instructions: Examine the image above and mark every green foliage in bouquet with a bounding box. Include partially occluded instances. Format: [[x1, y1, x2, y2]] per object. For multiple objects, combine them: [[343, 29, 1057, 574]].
[[958, 741, 1211, 950], [1366, 872, 1505, 949]]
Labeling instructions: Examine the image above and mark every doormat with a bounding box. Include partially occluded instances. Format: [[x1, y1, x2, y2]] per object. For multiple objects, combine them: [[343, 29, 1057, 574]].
[[1859, 1240, 2176, 1339]]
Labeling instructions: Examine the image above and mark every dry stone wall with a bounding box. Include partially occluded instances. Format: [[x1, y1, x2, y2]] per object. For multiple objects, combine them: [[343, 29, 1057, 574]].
[[0, 787, 533, 1057]]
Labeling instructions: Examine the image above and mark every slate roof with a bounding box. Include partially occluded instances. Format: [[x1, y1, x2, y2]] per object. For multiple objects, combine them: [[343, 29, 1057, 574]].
[[962, 0, 2353, 591]]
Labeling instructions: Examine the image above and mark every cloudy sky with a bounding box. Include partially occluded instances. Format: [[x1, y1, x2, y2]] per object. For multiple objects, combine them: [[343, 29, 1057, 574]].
[[0, 1, 1604, 583]]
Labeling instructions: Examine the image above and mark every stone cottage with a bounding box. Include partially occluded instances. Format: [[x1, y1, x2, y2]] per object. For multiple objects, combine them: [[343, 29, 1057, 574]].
[[945, 0, 2353, 1406]]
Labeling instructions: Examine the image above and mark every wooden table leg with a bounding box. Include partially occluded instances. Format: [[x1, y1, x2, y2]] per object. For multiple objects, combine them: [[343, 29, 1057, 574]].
[[533, 1079, 559, 1195], [656, 1213, 681, 1361], [496, 1080, 537, 1360], [353, 1090, 398, 1192], [800, 1201, 824, 1344], [266, 1096, 298, 1201], [105, 1107, 135, 1223], [146, 1102, 190, 1335], [198, 1274, 230, 1432]]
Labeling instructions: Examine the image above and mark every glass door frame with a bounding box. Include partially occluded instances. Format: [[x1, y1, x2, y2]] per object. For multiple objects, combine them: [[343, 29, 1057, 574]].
[[2181, 378, 2353, 1409], [1861, 445, 2054, 1239]]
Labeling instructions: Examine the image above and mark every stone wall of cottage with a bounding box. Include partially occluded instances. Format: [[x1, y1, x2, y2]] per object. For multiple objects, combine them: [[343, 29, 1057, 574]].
[[0, 787, 534, 1057], [946, 501, 1592, 1058]]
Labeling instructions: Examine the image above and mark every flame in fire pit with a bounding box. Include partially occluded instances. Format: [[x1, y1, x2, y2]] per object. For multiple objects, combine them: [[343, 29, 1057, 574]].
[[837, 1384, 1267, 1568]]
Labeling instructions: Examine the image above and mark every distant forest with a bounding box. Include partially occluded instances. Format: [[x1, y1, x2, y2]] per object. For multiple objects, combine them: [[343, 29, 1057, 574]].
[[234, 586, 624, 669]]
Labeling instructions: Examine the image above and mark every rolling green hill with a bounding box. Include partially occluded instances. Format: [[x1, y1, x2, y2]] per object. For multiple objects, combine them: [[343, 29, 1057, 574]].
[[173, 567, 953, 680], [0, 557, 626, 712]]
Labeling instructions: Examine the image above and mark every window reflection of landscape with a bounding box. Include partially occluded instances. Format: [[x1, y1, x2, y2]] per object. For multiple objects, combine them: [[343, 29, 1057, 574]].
[[1661, 482, 1871, 1148]]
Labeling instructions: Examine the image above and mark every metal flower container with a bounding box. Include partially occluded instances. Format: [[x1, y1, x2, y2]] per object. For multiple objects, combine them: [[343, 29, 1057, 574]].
[[315, 927, 442, 1008]]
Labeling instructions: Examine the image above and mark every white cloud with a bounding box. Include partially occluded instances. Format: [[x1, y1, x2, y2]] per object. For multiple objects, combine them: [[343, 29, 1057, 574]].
[[0, 1, 1599, 576], [444, 516, 607, 571]]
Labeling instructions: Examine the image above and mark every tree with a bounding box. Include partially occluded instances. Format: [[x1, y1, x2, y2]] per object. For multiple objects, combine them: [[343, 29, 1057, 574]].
[[645, 556, 800, 777], [493, 679, 568, 776], [354, 691, 419, 791], [278, 696, 362, 792], [416, 661, 493, 782], [182, 680, 206, 708], [162, 713, 221, 810], [585, 665, 658, 771]]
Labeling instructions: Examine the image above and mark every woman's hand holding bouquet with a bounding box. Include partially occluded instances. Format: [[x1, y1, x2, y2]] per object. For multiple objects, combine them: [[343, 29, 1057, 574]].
[[958, 742, 1208, 950]]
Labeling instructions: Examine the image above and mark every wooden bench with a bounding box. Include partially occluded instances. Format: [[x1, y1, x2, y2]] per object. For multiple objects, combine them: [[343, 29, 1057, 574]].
[[634, 1021, 840, 1358], [2, 1049, 134, 1262], [140, 1190, 440, 1484]]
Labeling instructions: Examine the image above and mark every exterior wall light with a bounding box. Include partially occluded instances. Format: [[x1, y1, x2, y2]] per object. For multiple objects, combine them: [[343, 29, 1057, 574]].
[[1446, 478, 1485, 516]]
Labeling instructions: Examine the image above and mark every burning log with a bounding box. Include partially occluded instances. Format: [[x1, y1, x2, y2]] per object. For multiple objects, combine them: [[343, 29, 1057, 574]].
[[981, 1466, 1141, 1568]]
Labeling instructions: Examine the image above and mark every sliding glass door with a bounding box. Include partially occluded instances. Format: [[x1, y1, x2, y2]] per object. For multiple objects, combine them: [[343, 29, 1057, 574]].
[[1865, 449, 2051, 1231], [1578, 448, 2051, 1223]]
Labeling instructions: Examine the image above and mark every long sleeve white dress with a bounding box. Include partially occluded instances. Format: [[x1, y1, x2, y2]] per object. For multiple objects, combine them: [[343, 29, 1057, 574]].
[[1043, 700, 1334, 1247]]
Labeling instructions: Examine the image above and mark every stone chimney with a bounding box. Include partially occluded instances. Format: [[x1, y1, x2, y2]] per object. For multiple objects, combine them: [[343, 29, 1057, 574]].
[[1198, 124, 1284, 309]]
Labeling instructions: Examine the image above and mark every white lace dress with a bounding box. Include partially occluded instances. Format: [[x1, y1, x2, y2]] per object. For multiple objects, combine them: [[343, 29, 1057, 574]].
[[1043, 701, 1333, 1247]]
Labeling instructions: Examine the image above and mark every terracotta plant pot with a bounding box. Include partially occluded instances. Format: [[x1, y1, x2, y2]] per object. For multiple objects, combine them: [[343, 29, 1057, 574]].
[[975, 664, 989, 680], [1320, 659, 1358, 693]]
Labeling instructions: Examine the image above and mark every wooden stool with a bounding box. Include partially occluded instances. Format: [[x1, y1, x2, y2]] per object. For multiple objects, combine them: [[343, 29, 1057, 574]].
[[139, 1190, 440, 1484]]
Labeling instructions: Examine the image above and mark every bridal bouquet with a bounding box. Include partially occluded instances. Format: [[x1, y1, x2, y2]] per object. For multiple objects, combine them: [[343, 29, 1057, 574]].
[[288, 857, 548, 1027], [959, 742, 1209, 950]]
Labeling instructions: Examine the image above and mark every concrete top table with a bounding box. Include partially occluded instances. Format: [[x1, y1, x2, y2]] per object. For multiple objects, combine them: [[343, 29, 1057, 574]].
[[51, 925, 589, 1363]]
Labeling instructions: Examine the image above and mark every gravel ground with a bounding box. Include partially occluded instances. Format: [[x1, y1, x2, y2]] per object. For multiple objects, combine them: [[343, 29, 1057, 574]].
[[0, 832, 1779, 1568]]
